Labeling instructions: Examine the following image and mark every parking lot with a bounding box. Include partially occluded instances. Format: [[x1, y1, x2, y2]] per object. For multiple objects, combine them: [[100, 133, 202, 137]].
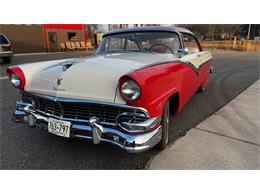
[[0, 50, 259, 169]]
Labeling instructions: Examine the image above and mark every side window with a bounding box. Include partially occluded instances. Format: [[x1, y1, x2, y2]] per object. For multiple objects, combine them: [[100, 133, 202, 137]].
[[108, 38, 125, 51], [182, 33, 201, 53]]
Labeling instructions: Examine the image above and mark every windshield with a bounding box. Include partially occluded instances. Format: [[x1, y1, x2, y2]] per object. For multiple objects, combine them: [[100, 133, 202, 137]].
[[0, 34, 10, 44], [97, 32, 180, 55]]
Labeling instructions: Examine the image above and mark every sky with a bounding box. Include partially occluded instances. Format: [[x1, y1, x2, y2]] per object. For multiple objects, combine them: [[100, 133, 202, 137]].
[[99, 24, 175, 32], [100, 24, 135, 32]]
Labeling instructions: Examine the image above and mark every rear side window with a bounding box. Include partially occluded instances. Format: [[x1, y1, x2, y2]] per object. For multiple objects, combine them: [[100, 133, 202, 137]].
[[0, 34, 10, 44]]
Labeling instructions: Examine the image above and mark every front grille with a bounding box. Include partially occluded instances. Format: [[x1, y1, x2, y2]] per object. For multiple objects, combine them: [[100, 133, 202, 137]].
[[22, 92, 149, 124]]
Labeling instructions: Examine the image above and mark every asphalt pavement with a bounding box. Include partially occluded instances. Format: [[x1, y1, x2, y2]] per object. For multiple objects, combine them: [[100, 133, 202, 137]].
[[0, 50, 259, 169]]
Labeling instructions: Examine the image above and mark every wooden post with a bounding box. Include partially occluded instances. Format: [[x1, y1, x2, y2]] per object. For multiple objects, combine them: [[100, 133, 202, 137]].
[[233, 36, 237, 49], [247, 24, 251, 40]]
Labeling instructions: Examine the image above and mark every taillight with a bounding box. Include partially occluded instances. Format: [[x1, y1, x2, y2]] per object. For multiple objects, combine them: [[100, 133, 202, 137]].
[[7, 66, 26, 90]]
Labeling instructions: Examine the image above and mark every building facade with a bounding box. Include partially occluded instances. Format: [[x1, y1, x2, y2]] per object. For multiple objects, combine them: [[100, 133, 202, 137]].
[[43, 24, 86, 52], [0, 24, 86, 53]]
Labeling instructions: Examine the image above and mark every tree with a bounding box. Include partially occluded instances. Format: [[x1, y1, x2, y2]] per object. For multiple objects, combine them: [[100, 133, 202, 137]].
[[240, 24, 260, 39], [177, 24, 243, 40]]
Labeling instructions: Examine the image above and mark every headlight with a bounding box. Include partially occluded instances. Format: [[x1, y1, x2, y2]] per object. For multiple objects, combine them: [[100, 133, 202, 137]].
[[7, 66, 26, 90], [121, 80, 141, 100], [11, 73, 21, 87]]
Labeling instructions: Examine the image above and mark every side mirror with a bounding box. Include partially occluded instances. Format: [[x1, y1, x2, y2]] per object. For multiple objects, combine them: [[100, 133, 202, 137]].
[[178, 48, 189, 55], [177, 48, 189, 58]]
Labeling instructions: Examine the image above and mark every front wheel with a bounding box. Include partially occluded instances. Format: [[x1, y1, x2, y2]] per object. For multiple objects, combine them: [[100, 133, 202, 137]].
[[197, 84, 206, 93], [157, 100, 170, 150]]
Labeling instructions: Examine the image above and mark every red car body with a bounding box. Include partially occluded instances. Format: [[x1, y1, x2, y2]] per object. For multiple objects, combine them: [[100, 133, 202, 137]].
[[123, 60, 211, 118]]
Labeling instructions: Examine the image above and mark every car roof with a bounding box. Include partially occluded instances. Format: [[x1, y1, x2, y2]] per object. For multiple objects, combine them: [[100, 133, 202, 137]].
[[104, 26, 194, 37]]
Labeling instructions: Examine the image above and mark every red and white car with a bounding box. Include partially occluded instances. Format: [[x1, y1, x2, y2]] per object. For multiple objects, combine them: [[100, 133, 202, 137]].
[[7, 27, 212, 153]]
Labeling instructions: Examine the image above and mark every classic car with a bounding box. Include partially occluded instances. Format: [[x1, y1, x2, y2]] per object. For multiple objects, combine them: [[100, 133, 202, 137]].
[[7, 27, 212, 153], [0, 33, 13, 64]]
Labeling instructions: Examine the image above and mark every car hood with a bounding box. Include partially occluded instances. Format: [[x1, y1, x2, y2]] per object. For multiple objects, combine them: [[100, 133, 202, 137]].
[[25, 52, 178, 103]]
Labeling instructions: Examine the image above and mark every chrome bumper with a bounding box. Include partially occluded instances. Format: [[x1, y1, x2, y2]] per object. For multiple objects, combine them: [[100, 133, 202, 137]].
[[13, 100, 162, 153]]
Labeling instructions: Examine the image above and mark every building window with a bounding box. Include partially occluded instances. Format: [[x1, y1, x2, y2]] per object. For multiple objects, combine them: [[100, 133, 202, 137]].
[[68, 32, 77, 41]]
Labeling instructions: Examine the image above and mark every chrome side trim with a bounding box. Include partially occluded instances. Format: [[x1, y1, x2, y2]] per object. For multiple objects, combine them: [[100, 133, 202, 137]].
[[133, 59, 213, 76]]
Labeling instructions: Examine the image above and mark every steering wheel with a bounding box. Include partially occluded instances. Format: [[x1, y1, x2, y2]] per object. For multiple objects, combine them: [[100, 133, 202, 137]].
[[148, 43, 174, 54]]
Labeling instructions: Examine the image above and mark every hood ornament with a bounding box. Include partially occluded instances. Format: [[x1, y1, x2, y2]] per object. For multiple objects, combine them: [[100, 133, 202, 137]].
[[57, 77, 63, 85]]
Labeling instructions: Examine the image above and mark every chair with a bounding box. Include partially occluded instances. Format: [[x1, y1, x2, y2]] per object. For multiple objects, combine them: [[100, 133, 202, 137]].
[[65, 42, 74, 51], [86, 41, 94, 50], [75, 42, 83, 50], [60, 43, 66, 51], [70, 42, 77, 50], [81, 41, 87, 50]]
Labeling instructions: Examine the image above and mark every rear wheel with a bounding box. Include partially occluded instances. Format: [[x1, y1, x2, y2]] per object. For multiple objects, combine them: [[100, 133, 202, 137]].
[[157, 100, 170, 150]]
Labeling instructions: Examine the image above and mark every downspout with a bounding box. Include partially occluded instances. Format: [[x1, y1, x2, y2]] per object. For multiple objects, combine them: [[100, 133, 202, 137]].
[[42, 25, 49, 52], [83, 24, 87, 46]]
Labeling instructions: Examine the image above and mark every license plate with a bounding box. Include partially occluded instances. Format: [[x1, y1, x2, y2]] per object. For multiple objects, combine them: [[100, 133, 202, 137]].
[[48, 118, 71, 138]]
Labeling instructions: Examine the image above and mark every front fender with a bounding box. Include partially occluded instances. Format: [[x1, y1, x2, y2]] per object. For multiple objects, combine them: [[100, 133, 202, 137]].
[[10, 59, 75, 91], [122, 62, 185, 118]]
